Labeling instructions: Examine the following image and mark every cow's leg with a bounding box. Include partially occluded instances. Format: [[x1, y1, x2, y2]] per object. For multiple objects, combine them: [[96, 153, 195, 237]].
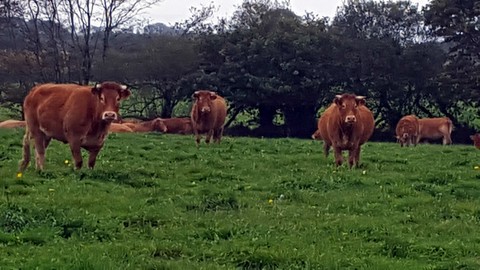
[[193, 128, 201, 146], [323, 142, 330, 157], [85, 145, 102, 169], [353, 147, 362, 168], [68, 140, 83, 169], [213, 127, 224, 143], [443, 134, 452, 145], [33, 133, 48, 171], [333, 147, 343, 166], [348, 149, 355, 168], [205, 129, 214, 144], [19, 130, 31, 172]]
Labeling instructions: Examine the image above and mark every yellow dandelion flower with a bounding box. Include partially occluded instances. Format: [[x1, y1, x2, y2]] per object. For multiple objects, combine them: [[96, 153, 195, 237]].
[[48, 188, 55, 192], [475, 166, 480, 170], [64, 160, 69, 165], [268, 199, 273, 204], [16, 172, 23, 178]]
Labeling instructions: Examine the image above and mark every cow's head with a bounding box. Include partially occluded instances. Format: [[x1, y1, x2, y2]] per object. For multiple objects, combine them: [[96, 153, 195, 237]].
[[396, 132, 409, 144], [92, 82, 131, 122], [192, 90, 217, 114], [470, 134, 480, 149], [152, 118, 168, 133], [334, 94, 365, 125]]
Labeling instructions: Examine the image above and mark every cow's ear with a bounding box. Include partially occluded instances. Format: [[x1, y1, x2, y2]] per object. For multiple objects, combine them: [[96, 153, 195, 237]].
[[355, 96, 366, 106], [120, 85, 131, 99], [209, 92, 217, 100], [92, 84, 102, 95], [334, 95, 342, 106], [192, 91, 200, 99]]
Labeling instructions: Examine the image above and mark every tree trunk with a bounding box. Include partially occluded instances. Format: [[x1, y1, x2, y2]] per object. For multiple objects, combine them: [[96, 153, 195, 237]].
[[283, 106, 317, 138]]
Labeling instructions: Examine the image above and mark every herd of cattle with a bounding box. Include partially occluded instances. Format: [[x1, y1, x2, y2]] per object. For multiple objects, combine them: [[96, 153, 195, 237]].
[[0, 81, 478, 171]]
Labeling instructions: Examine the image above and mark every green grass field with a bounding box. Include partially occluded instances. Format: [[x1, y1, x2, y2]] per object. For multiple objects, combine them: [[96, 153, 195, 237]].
[[1, 128, 480, 269]]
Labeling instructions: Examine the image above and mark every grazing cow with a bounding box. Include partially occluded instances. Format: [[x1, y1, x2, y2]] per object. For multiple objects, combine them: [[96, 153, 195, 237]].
[[470, 134, 480, 149], [0, 119, 26, 129], [19, 82, 131, 171], [417, 117, 453, 145], [315, 93, 375, 167], [123, 118, 167, 133], [162, 117, 193, 135], [395, 115, 419, 147], [109, 123, 134, 133], [190, 90, 227, 145]]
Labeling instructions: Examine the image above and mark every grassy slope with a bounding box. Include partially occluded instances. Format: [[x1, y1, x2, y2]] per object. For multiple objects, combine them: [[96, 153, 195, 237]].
[[1, 128, 480, 269]]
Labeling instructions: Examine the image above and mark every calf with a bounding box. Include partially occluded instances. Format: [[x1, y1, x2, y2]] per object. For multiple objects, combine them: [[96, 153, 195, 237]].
[[190, 90, 227, 145], [315, 93, 374, 167], [19, 82, 130, 171], [395, 115, 419, 147]]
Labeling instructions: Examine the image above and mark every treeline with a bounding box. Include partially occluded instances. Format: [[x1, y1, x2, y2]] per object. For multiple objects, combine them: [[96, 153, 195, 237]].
[[0, 0, 479, 141]]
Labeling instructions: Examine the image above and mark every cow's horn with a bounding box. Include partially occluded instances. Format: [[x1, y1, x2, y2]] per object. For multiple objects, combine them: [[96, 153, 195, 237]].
[[335, 95, 342, 99], [356, 95, 366, 100], [120, 85, 127, 90], [95, 83, 102, 89]]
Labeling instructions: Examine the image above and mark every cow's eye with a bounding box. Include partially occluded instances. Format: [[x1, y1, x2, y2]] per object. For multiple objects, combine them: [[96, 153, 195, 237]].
[[341, 104, 346, 109], [116, 96, 120, 102], [100, 95, 105, 103]]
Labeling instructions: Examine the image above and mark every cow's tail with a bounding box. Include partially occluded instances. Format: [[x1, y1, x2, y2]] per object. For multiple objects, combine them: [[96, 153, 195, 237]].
[[18, 125, 31, 172]]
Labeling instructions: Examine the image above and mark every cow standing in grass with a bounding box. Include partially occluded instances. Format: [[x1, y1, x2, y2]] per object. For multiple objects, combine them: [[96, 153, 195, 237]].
[[417, 117, 453, 145], [315, 93, 374, 168], [395, 115, 419, 147], [190, 90, 227, 145], [19, 82, 130, 171]]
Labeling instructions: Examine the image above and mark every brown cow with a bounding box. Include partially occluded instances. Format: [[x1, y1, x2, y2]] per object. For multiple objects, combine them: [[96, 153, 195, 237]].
[[395, 115, 419, 147], [416, 117, 453, 145], [0, 119, 26, 129], [190, 90, 227, 145], [470, 134, 480, 149], [19, 82, 130, 171], [315, 93, 375, 167], [109, 123, 134, 133], [162, 117, 193, 135], [123, 118, 167, 133]]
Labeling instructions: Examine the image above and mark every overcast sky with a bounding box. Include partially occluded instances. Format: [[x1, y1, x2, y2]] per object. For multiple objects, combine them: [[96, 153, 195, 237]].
[[144, 0, 431, 26]]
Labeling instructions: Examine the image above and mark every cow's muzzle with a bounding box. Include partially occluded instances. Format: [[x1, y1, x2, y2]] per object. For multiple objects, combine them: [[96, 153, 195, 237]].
[[102, 111, 117, 121], [345, 115, 356, 123], [201, 107, 211, 113]]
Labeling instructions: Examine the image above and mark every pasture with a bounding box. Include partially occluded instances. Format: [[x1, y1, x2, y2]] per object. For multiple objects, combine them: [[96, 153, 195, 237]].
[[1, 128, 480, 269]]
